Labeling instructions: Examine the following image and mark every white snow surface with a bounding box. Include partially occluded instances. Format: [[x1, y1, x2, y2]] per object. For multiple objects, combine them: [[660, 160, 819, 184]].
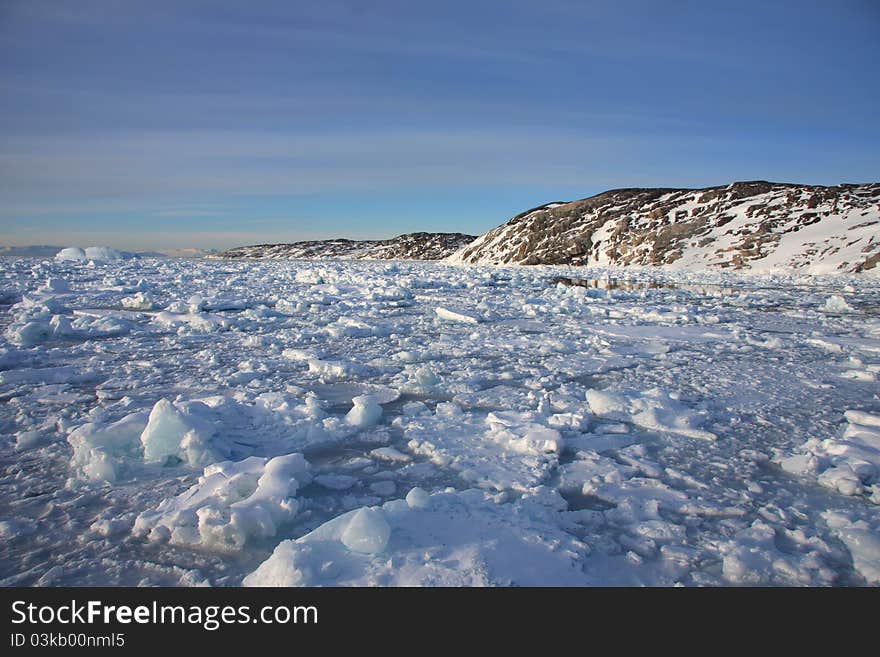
[[1, 255, 879, 586]]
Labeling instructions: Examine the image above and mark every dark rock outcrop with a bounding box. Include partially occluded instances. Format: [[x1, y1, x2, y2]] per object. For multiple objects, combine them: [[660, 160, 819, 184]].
[[211, 232, 476, 261]]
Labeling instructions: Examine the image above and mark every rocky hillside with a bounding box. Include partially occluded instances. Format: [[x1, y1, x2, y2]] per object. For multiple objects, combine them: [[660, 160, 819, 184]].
[[211, 232, 476, 261], [447, 182, 880, 274]]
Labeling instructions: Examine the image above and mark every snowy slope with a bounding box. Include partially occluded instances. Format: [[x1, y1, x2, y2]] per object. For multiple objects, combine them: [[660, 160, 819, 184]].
[[212, 232, 476, 261], [447, 182, 880, 274]]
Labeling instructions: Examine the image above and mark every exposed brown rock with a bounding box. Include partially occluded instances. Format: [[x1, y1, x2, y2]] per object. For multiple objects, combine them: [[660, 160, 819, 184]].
[[448, 182, 880, 273]]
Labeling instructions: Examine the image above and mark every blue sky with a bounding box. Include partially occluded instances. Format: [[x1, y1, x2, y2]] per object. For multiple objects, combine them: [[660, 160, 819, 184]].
[[1, 0, 878, 250]]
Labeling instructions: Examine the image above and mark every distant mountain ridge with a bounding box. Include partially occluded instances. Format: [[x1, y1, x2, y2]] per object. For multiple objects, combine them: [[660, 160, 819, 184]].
[[211, 232, 477, 261], [447, 181, 880, 274], [0, 246, 215, 259], [0, 245, 65, 258]]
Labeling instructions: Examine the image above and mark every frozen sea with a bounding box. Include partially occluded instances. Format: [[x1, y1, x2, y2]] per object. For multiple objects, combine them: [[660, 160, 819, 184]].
[[1, 255, 879, 586]]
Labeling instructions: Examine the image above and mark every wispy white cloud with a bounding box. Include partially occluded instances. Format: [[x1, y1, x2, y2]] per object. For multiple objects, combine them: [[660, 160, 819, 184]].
[[0, 127, 744, 202], [152, 208, 228, 218]]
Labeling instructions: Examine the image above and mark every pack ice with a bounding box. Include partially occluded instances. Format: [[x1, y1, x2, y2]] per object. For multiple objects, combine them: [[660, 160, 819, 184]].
[[1, 253, 879, 586]]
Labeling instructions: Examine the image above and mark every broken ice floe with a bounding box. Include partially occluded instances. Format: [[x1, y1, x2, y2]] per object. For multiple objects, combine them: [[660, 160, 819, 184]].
[[2, 255, 879, 586], [822, 510, 880, 585], [243, 487, 591, 586], [401, 403, 563, 491], [585, 387, 716, 441], [435, 306, 480, 324], [133, 453, 312, 549], [776, 410, 880, 503], [66, 393, 334, 484]]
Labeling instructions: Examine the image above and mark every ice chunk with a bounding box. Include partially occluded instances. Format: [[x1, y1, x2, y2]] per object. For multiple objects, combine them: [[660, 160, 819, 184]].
[[404, 406, 563, 491], [153, 311, 229, 333], [133, 453, 311, 550], [140, 399, 216, 467], [307, 358, 364, 380], [341, 507, 391, 554], [346, 394, 382, 428], [240, 540, 313, 586], [720, 520, 780, 585], [776, 453, 819, 476], [435, 306, 479, 324], [486, 411, 564, 454], [823, 511, 880, 585], [587, 387, 716, 441], [818, 465, 863, 496], [15, 430, 44, 450], [822, 295, 854, 313], [586, 389, 629, 420], [3, 306, 81, 345], [836, 527, 880, 584], [414, 367, 439, 387], [310, 382, 399, 406], [0, 366, 78, 386], [844, 410, 880, 428], [85, 246, 126, 261], [405, 487, 431, 510], [370, 447, 411, 463], [121, 291, 158, 310], [324, 316, 390, 338], [55, 247, 86, 262], [402, 400, 430, 416], [282, 348, 319, 362], [5, 321, 52, 346], [68, 411, 150, 483], [777, 409, 880, 503], [43, 277, 70, 292], [314, 474, 357, 490], [558, 450, 635, 495]]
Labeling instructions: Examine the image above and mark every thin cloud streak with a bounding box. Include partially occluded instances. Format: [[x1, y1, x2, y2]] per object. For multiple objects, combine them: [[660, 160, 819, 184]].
[[0, 127, 807, 199], [1, 1, 877, 249]]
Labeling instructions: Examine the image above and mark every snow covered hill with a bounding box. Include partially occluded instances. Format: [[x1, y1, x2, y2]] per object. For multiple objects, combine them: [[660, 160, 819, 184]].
[[212, 232, 476, 261], [447, 182, 880, 274]]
